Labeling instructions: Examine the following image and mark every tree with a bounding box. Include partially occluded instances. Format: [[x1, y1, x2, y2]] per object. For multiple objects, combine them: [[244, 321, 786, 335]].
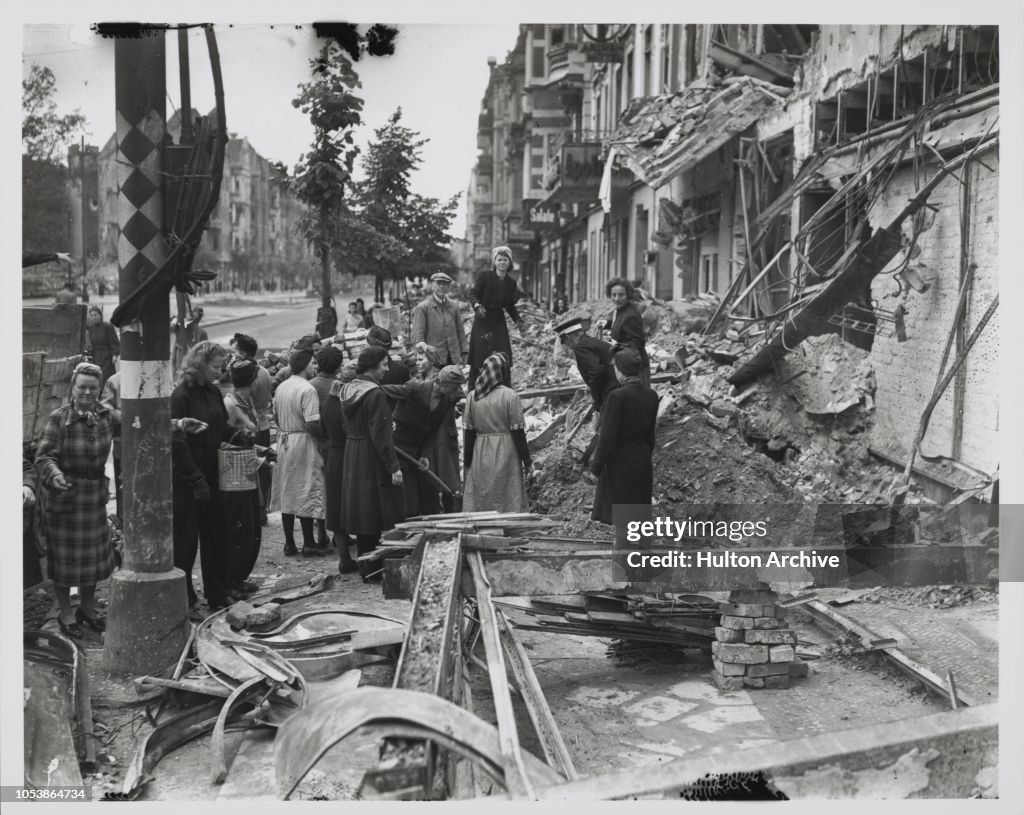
[[22, 65, 86, 162], [291, 42, 365, 309], [351, 108, 460, 300]]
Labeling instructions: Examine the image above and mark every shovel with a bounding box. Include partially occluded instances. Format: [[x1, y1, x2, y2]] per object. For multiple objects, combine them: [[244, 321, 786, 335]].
[[395, 447, 462, 498]]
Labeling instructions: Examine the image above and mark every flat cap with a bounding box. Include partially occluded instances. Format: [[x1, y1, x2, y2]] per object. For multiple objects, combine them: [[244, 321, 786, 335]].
[[554, 316, 584, 337], [430, 271, 454, 284]]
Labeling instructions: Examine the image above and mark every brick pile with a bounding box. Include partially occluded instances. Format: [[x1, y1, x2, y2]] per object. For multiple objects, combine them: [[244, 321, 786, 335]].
[[710, 589, 808, 690]]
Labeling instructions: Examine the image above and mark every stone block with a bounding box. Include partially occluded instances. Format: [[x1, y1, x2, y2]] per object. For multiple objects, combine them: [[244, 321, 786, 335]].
[[752, 617, 782, 629], [713, 658, 747, 676], [769, 645, 796, 663], [764, 675, 791, 689], [225, 601, 256, 630], [789, 660, 810, 678], [720, 615, 755, 630], [728, 589, 778, 604], [718, 602, 775, 618], [712, 642, 770, 664], [714, 626, 745, 642], [246, 602, 281, 630], [743, 676, 766, 689], [744, 628, 797, 645], [711, 670, 745, 691], [745, 661, 792, 678]]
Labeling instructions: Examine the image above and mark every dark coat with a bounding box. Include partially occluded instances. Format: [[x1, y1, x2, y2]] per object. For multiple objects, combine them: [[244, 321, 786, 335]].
[[86, 321, 120, 383], [384, 380, 460, 517], [469, 270, 521, 389], [590, 381, 658, 525], [610, 302, 650, 385], [322, 390, 347, 533], [574, 334, 617, 410], [339, 378, 404, 536]]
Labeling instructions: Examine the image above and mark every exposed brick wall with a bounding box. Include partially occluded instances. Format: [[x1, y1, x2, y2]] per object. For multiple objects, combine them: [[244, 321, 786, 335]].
[[868, 152, 999, 474]]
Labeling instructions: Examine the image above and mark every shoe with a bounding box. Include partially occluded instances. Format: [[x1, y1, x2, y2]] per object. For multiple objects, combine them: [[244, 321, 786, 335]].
[[339, 559, 359, 574], [228, 590, 247, 602], [302, 546, 330, 558], [207, 597, 232, 611], [75, 608, 106, 633], [58, 616, 85, 639], [235, 580, 260, 594], [284, 543, 299, 556]]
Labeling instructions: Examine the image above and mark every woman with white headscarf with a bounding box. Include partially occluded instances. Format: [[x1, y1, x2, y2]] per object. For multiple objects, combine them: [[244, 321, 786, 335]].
[[467, 245, 523, 391]]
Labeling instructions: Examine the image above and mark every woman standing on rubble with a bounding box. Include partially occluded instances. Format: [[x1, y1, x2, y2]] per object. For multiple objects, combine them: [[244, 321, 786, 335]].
[[602, 278, 650, 387], [35, 362, 118, 637], [338, 346, 405, 580], [462, 352, 532, 513], [468, 246, 524, 390], [590, 349, 659, 548]]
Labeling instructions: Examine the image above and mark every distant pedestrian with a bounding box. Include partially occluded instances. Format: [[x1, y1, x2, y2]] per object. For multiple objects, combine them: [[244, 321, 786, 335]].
[[412, 271, 467, 367], [590, 349, 658, 548], [468, 246, 524, 390], [338, 346, 404, 579], [553, 296, 569, 315], [271, 347, 329, 557], [85, 305, 119, 384], [462, 352, 531, 514], [343, 301, 364, 332], [55, 280, 78, 305]]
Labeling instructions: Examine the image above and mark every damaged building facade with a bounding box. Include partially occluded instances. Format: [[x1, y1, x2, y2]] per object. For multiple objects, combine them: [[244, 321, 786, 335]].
[[466, 23, 999, 495]]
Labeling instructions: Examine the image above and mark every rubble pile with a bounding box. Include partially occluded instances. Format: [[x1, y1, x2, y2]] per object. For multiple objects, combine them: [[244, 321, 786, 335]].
[[711, 590, 807, 691]]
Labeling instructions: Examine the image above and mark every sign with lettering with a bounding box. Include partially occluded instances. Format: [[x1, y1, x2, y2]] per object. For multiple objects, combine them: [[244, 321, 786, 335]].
[[525, 201, 562, 232], [581, 41, 624, 63], [556, 143, 603, 202]]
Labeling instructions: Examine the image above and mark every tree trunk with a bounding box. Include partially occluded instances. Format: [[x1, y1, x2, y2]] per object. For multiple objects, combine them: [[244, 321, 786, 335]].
[[320, 204, 331, 310]]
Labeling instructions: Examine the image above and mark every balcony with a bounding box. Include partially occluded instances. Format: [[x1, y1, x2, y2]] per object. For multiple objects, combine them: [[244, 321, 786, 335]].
[[476, 155, 494, 176], [546, 43, 586, 88]]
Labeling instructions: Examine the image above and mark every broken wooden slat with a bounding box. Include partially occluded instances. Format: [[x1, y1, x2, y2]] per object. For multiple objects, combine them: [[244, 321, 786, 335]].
[[467, 552, 536, 800], [528, 412, 567, 453], [496, 610, 578, 781], [801, 600, 976, 707]]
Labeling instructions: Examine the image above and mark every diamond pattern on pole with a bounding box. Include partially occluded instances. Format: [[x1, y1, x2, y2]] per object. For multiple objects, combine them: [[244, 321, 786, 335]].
[[120, 169, 158, 210], [122, 209, 161, 252], [119, 124, 157, 166]]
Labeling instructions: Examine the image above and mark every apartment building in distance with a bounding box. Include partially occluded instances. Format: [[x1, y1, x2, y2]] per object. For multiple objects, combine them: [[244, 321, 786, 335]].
[[467, 23, 999, 486]]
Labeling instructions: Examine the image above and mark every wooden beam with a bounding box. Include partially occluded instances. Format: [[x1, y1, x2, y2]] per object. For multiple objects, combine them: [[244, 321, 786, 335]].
[[468, 553, 536, 800], [500, 703, 998, 800], [496, 610, 578, 781]]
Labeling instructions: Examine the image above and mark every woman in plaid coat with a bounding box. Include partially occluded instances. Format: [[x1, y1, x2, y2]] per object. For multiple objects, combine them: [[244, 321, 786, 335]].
[[35, 362, 117, 638]]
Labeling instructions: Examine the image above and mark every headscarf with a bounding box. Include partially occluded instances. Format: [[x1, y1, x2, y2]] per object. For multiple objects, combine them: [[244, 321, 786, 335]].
[[315, 345, 345, 375], [289, 348, 314, 375], [491, 245, 513, 267], [614, 348, 643, 378], [296, 334, 320, 351], [473, 352, 507, 401], [436, 365, 467, 386], [230, 358, 259, 388], [367, 326, 393, 350]]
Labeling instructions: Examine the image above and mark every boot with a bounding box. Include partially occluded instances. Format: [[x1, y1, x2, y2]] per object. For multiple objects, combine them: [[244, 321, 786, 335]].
[[283, 533, 298, 557], [337, 534, 359, 574]]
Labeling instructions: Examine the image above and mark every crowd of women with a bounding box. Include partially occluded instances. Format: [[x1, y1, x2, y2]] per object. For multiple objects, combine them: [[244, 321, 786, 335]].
[[26, 244, 659, 636]]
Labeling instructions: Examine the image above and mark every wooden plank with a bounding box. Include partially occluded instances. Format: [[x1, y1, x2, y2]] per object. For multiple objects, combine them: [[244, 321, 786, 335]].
[[507, 704, 999, 800], [527, 412, 567, 453], [23, 305, 88, 356], [467, 553, 536, 800], [497, 610, 578, 781]]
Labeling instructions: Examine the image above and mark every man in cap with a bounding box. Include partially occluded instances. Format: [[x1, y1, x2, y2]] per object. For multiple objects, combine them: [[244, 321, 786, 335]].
[[555, 316, 618, 412], [383, 365, 467, 515], [411, 271, 468, 367], [270, 347, 330, 557]]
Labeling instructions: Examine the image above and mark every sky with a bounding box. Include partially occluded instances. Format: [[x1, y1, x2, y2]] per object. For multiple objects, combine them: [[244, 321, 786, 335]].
[[22, 22, 521, 238]]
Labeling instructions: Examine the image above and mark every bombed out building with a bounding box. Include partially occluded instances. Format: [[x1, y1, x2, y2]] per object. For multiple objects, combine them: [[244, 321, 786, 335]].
[[466, 23, 999, 498]]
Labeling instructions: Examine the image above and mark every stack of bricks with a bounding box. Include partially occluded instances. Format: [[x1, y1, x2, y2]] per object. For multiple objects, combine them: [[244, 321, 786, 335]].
[[710, 589, 807, 690]]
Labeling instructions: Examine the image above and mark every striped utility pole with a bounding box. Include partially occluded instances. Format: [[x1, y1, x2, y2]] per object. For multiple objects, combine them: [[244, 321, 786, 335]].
[[103, 32, 190, 673]]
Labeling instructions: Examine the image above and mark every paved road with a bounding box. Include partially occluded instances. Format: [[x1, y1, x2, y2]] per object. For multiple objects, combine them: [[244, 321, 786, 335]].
[[205, 301, 321, 351]]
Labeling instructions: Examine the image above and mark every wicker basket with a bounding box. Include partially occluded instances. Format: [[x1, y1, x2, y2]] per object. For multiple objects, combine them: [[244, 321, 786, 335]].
[[218, 445, 258, 492]]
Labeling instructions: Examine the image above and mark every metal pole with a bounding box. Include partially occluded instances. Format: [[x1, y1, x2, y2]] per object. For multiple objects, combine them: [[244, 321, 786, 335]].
[[80, 136, 90, 303], [104, 32, 189, 674], [178, 29, 193, 144]]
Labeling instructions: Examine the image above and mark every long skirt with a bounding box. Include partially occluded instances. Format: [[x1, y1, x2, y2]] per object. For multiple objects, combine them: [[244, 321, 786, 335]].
[[42, 475, 113, 588], [468, 312, 513, 390]]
